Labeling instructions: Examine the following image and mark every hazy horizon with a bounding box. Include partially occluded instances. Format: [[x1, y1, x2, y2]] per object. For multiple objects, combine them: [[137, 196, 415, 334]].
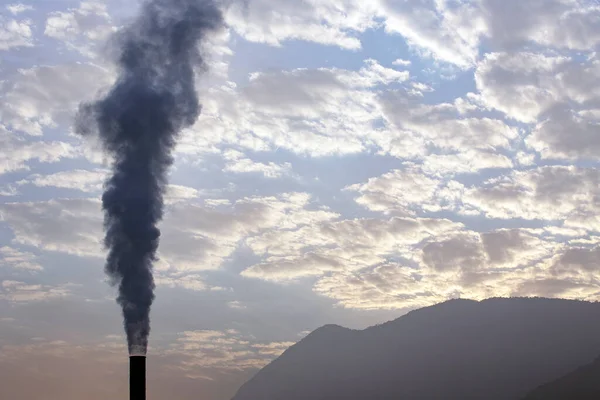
[[2, 0, 600, 399]]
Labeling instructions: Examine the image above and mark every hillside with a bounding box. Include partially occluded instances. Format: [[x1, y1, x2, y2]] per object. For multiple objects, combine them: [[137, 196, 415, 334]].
[[522, 355, 600, 400], [232, 298, 600, 400]]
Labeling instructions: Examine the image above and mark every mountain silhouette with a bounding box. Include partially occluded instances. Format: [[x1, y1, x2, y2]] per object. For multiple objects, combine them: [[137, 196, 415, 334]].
[[521, 354, 600, 400], [232, 298, 600, 400]]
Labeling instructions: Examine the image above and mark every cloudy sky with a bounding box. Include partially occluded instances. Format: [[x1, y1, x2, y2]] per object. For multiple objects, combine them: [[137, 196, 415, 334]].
[[2, 0, 600, 398]]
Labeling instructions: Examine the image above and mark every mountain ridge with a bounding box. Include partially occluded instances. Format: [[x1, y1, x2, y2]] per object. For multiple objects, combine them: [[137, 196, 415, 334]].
[[522, 354, 600, 400], [232, 297, 600, 400]]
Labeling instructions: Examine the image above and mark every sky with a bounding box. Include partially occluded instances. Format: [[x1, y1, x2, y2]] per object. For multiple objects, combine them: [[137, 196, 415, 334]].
[[2, 0, 600, 399]]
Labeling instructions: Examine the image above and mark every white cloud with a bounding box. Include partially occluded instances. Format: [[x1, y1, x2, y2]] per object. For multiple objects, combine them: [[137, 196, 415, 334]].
[[169, 329, 295, 371], [154, 274, 208, 291], [378, 90, 517, 173], [378, 0, 486, 68], [160, 192, 338, 272], [0, 198, 104, 257], [19, 169, 108, 192], [0, 62, 114, 135], [243, 216, 463, 281], [182, 60, 488, 170], [0, 246, 42, 271], [475, 52, 571, 123], [0, 184, 18, 197], [224, 0, 486, 68], [474, 51, 600, 163], [164, 184, 201, 204], [392, 58, 411, 66], [312, 227, 565, 310], [225, 0, 378, 50], [6, 4, 33, 15], [0, 17, 33, 50], [228, 300, 247, 310], [478, 0, 600, 51], [223, 149, 292, 178], [0, 126, 77, 175], [345, 164, 464, 215], [549, 245, 600, 291], [16, 170, 200, 205], [181, 60, 410, 157], [45, 12, 78, 40], [377, 1, 600, 68], [225, 0, 600, 70], [462, 166, 600, 231], [45, 1, 114, 57], [1, 280, 71, 303], [0, 193, 338, 274], [476, 52, 600, 125], [527, 105, 600, 161], [313, 265, 452, 310], [334, 59, 410, 87]]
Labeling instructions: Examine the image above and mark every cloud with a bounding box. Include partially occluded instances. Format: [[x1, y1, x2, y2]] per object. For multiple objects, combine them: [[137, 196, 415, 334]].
[[345, 164, 464, 215], [478, 0, 600, 51], [0, 16, 33, 50], [481, 229, 554, 268], [552, 245, 600, 277], [378, 1, 600, 68], [378, 0, 486, 68], [0, 184, 18, 197], [0, 193, 338, 275], [0, 126, 76, 175], [16, 170, 200, 204], [242, 252, 346, 281], [422, 232, 486, 272], [475, 51, 600, 133], [185, 60, 514, 177], [223, 149, 292, 178], [1, 280, 71, 303], [160, 192, 338, 272], [225, 0, 378, 50], [224, 1, 600, 70], [312, 227, 565, 310], [527, 104, 600, 161], [230, 0, 490, 64], [180, 59, 413, 157], [0, 246, 42, 271], [0, 198, 104, 257], [169, 329, 295, 371], [242, 199, 578, 309], [164, 185, 202, 204], [18, 169, 108, 192], [227, 300, 247, 310], [0, 62, 114, 135], [243, 216, 463, 281], [377, 90, 517, 173], [313, 265, 451, 310], [392, 58, 411, 66], [154, 274, 208, 292], [462, 166, 600, 231], [475, 52, 570, 123], [6, 4, 34, 15], [44, 0, 115, 57]]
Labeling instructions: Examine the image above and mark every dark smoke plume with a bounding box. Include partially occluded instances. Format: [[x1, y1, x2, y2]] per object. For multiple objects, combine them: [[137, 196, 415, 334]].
[[76, 0, 222, 355]]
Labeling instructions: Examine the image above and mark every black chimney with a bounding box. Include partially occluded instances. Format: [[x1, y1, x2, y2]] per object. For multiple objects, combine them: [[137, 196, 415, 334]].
[[130, 355, 146, 400]]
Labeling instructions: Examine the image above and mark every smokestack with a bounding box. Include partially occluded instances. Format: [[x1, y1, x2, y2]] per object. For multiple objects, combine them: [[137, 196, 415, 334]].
[[75, 0, 223, 356], [130, 355, 146, 400]]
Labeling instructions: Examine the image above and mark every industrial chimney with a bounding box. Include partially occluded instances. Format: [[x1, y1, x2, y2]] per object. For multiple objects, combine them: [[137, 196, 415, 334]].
[[130, 355, 146, 400]]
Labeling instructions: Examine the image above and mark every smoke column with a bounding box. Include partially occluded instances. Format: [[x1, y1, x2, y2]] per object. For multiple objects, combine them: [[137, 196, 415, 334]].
[[77, 0, 222, 355]]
